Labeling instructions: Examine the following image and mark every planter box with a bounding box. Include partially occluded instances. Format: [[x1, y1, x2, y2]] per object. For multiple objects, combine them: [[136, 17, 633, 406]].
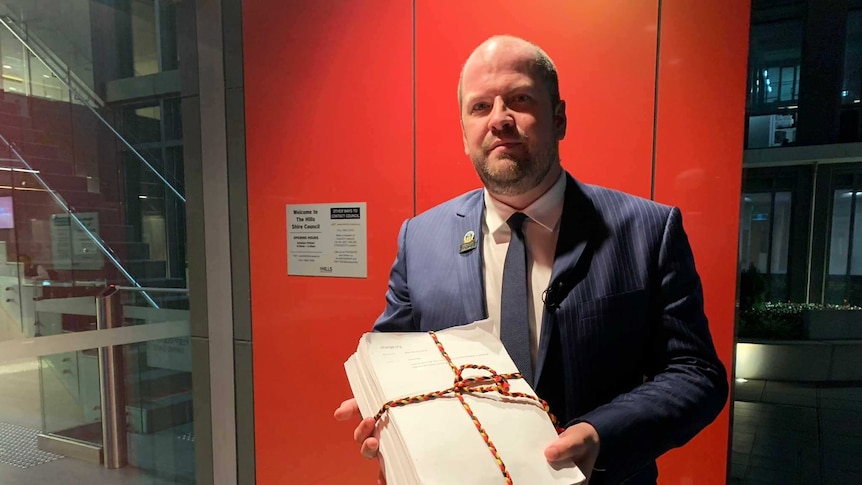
[[736, 340, 862, 381], [803, 309, 862, 340]]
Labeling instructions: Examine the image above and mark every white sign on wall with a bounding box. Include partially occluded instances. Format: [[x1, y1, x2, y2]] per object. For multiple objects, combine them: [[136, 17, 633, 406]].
[[286, 202, 367, 278], [51, 212, 104, 270], [147, 337, 191, 372]]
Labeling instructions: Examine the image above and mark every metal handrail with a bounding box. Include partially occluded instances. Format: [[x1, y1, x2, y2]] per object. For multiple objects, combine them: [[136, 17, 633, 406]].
[[113, 286, 189, 294], [0, 134, 159, 308], [0, 10, 186, 203]]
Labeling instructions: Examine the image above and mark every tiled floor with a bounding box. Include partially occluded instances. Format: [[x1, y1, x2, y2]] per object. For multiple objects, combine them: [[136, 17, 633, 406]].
[[0, 457, 179, 485], [0, 313, 186, 485], [732, 379, 862, 484]]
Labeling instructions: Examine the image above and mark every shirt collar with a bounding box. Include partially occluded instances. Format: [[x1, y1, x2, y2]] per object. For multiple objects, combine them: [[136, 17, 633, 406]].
[[484, 170, 566, 241]]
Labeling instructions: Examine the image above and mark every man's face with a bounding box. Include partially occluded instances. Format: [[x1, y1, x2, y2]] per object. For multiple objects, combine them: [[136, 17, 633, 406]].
[[460, 46, 566, 197]]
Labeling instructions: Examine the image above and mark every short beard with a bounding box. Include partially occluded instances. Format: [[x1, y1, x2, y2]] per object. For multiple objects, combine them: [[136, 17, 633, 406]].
[[472, 144, 558, 197]]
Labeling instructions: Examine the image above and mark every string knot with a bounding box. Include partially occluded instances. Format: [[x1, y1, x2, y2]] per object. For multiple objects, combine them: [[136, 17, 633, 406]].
[[372, 331, 562, 484]]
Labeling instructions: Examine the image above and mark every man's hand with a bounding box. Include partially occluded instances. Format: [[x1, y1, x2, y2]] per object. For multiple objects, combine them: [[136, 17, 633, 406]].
[[544, 422, 601, 483], [334, 398, 386, 484]]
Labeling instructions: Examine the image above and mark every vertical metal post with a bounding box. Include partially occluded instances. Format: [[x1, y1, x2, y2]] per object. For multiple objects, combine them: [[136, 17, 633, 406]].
[[97, 286, 127, 468]]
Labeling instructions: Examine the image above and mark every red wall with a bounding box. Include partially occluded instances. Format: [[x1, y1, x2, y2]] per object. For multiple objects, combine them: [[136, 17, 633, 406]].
[[414, 1, 659, 208], [243, 2, 749, 483], [652, 1, 750, 480]]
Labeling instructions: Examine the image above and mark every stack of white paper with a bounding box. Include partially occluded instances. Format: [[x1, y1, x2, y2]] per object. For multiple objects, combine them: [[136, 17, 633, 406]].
[[345, 320, 586, 485]]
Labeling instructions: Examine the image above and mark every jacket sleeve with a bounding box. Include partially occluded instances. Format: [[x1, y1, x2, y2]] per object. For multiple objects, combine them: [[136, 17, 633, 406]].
[[372, 219, 418, 332], [574, 207, 729, 481]]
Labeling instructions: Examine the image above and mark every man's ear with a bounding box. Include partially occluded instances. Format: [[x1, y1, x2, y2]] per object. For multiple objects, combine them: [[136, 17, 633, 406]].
[[555, 100, 567, 141], [461, 118, 469, 155]]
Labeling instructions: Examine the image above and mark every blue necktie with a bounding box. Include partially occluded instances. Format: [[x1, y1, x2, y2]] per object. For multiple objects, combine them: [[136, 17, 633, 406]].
[[500, 212, 532, 384]]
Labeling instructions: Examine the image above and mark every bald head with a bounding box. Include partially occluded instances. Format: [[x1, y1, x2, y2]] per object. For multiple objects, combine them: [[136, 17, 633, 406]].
[[458, 35, 560, 110]]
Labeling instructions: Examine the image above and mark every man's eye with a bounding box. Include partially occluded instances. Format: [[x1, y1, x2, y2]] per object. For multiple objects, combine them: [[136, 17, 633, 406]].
[[512, 94, 530, 103], [471, 103, 490, 113]]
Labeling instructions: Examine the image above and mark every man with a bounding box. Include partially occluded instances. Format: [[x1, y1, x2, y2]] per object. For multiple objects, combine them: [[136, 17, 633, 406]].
[[335, 35, 727, 484]]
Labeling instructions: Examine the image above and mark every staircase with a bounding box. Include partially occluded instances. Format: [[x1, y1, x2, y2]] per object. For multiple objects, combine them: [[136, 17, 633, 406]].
[[0, 90, 171, 290], [0, 54, 194, 485]]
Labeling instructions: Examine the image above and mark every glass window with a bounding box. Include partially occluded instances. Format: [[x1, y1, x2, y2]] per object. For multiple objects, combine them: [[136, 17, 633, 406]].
[[0, 27, 26, 96], [163, 97, 183, 141], [779, 66, 797, 102], [827, 186, 862, 274], [132, 0, 159, 76], [739, 191, 792, 301], [747, 20, 803, 111], [130, 0, 179, 76], [826, 185, 862, 304], [851, 198, 862, 275], [771, 191, 792, 274], [29, 60, 69, 102], [159, 0, 180, 71], [842, 9, 862, 105], [829, 189, 853, 275], [123, 102, 162, 144], [740, 193, 773, 273]]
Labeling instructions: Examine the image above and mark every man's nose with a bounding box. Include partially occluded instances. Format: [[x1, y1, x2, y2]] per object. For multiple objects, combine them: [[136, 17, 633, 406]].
[[488, 97, 514, 133]]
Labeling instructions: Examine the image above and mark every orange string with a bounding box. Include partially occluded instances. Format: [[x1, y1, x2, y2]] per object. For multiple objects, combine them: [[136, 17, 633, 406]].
[[373, 331, 562, 484]]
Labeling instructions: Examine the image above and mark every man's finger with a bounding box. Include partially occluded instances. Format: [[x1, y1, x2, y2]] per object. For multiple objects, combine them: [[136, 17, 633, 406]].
[[354, 417, 376, 444], [360, 436, 380, 460], [544, 423, 600, 463], [334, 398, 359, 421], [544, 433, 580, 462]]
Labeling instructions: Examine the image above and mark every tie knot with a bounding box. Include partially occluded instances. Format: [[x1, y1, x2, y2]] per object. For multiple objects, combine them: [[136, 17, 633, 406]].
[[507, 212, 528, 232]]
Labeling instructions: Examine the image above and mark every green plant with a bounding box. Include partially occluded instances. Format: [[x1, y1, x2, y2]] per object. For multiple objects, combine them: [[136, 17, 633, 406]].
[[737, 301, 862, 340]]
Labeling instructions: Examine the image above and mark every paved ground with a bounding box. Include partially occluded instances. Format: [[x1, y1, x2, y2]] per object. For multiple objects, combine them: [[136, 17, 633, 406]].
[[731, 379, 862, 484]]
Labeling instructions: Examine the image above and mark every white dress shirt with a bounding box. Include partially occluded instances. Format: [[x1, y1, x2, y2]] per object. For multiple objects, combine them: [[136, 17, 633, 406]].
[[482, 172, 566, 366]]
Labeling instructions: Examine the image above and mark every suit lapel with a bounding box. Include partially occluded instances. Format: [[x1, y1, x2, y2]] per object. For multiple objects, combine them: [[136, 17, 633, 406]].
[[534, 175, 597, 385], [454, 191, 486, 324]]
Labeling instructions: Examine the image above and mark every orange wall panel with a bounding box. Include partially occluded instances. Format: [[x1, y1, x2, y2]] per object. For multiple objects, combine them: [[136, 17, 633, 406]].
[[243, 1, 414, 483], [244, 1, 747, 483], [653, 0, 750, 483], [415, 0, 658, 211]]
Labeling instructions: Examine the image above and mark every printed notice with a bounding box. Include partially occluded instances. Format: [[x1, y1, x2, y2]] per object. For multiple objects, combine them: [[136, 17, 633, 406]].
[[287, 202, 367, 278], [51, 212, 104, 270]]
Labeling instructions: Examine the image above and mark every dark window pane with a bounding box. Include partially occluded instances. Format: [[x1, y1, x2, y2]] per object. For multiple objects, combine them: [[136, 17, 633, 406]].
[[829, 189, 854, 275], [740, 193, 774, 273], [163, 98, 183, 141], [747, 20, 803, 111]]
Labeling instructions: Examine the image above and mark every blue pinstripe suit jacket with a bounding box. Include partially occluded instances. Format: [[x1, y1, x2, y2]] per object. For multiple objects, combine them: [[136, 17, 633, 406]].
[[373, 173, 728, 484]]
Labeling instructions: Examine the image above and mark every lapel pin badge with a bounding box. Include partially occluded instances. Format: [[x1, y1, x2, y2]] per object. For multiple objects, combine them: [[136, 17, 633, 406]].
[[459, 230, 477, 253]]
